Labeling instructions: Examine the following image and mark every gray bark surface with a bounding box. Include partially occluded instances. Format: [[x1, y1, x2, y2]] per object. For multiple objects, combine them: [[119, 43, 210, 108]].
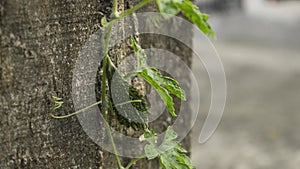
[[0, 0, 192, 168]]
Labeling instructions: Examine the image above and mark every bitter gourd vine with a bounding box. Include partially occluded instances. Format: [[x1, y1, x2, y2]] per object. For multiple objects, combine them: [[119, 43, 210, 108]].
[[50, 0, 214, 168]]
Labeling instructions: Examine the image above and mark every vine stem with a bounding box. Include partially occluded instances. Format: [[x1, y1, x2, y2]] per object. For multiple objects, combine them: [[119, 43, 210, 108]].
[[124, 154, 146, 169], [123, 71, 139, 79], [101, 23, 123, 169], [112, 0, 119, 18], [50, 100, 102, 119], [119, 0, 153, 18], [50, 100, 142, 119], [107, 55, 118, 70], [115, 100, 142, 107], [99, 1, 154, 168]]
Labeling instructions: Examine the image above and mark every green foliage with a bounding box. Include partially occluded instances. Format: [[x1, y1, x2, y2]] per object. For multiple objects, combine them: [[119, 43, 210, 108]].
[[139, 68, 176, 116], [155, 0, 215, 36], [144, 127, 196, 169], [50, 0, 215, 168], [130, 37, 186, 117], [155, 0, 183, 18], [172, 0, 215, 36], [145, 68, 186, 101]]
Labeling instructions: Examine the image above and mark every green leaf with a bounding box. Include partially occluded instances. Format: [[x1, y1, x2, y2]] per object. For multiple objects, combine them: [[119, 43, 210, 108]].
[[155, 0, 215, 36], [172, 0, 215, 36], [145, 144, 160, 159], [146, 68, 186, 100], [144, 127, 196, 169], [138, 69, 176, 117], [155, 0, 184, 18], [158, 129, 178, 152], [130, 37, 186, 117], [144, 129, 159, 159]]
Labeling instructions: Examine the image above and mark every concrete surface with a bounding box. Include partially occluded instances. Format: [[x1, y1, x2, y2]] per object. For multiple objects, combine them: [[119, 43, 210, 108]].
[[191, 6, 300, 169]]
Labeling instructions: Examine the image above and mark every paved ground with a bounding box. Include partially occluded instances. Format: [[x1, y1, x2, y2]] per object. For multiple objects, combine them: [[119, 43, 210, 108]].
[[191, 8, 300, 169]]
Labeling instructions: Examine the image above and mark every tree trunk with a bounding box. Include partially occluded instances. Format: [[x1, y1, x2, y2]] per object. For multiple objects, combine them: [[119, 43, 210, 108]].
[[0, 0, 192, 168]]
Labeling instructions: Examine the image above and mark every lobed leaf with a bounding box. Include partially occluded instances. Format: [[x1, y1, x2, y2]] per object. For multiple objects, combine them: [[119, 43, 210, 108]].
[[144, 129, 159, 159], [155, 0, 215, 36], [155, 0, 184, 18], [146, 68, 186, 100], [130, 37, 186, 117], [138, 69, 176, 116], [144, 127, 196, 169], [145, 144, 160, 160], [172, 0, 215, 36]]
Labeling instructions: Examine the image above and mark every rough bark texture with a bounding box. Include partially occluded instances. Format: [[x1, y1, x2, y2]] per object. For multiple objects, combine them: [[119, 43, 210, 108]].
[[0, 0, 192, 168]]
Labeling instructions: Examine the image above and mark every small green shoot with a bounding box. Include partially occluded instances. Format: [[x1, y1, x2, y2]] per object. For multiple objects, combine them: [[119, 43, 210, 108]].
[[101, 16, 109, 27]]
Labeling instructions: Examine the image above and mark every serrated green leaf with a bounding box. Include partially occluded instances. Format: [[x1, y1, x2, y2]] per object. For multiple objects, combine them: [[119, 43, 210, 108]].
[[155, 0, 215, 36], [143, 127, 196, 169], [175, 142, 188, 153], [155, 0, 184, 18], [158, 128, 195, 169], [158, 128, 178, 151], [130, 37, 186, 117], [146, 68, 186, 100], [164, 127, 177, 141], [138, 69, 176, 116], [145, 144, 160, 159], [175, 153, 195, 169], [141, 67, 185, 100], [144, 129, 159, 159], [172, 0, 215, 36]]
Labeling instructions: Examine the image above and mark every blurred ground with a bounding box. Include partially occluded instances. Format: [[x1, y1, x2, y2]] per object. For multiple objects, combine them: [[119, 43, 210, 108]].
[[191, 1, 300, 168]]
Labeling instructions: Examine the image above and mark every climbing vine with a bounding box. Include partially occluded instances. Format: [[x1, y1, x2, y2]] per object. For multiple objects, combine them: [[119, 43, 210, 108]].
[[50, 0, 214, 168]]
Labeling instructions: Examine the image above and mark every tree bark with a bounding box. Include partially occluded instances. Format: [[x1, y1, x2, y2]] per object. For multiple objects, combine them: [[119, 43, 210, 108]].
[[0, 0, 192, 168]]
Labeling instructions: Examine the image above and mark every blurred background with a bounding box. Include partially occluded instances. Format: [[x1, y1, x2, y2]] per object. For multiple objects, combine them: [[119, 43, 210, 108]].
[[191, 0, 300, 168]]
